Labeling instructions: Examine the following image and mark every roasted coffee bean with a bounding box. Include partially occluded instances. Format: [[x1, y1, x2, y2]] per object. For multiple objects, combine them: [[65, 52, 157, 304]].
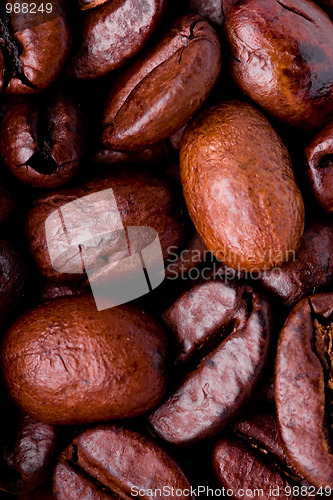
[[275, 293, 333, 489], [68, 0, 166, 79], [149, 280, 272, 444], [26, 168, 185, 280], [224, 0, 333, 129], [92, 140, 175, 166], [39, 282, 82, 302], [305, 122, 333, 213], [53, 425, 194, 499], [0, 93, 86, 188], [180, 101, 305, 270], [0, 239, 26, 330], [0, 409, 59, 494], [260, 222, 333, 307], [213, 408, 309, 500], [102, 14, 221, 151], [1, 296, 168, 425], [0, 1, 70, 93]]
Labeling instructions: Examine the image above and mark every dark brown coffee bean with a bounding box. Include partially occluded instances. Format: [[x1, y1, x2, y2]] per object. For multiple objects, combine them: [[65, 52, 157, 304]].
[[0, 409, 59, 494], [68, 0, 166, 79], [39, 282, 82, 302], [149, 281, 272, 444], [225, 0, 333, 129], [275, 293, 333, 488], [180, 101, 305, 270], [1, 296, 168, 425], [78, 0, 109, 10], [102, 14, 221, 151], [26, 168, 185, 280], [260, 222, 333, 307], [305, 122, 333, 213], [0, 93, 86, 188], [53, 425, 194, 499], [0, 239, 26, 330], [0, 1, 71, 93]]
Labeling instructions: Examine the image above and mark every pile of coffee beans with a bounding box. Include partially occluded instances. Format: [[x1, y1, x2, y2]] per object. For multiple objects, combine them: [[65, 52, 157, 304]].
[[0, 0, 332, 498]]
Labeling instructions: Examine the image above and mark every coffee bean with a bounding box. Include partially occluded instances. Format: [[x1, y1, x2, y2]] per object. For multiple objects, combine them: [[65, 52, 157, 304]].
[[149, 280, 272, 444], [53, 425, 194, 499], [0, 93, 86, 188], [0, 1, 71, 93], [306, 122, 333, 213], [26, 168, 185, 280], [1, 296, 168, 425], [102, 14, 221, 151], [0, 408, 59, 494], [225, 0, 333, 129], [260, 222, 333, 307], [180, 101, 305, 270], [68, 0, 166, 79], [275, 293, 333, 488]]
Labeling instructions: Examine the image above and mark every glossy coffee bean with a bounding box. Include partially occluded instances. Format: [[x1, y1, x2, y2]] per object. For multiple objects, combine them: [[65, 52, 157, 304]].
[[26, 168, 185, 280], [180, 101, 305, 270], [53, 425, 193, 499], [225, 0, 333, 129], [77, 0, 109, 10], [68, 0, 165, 79], [1, 296, 168, 425], [260, 222, 333, 307], [149, 280, 272, 444], [0, 93, 86, 188], [102, 14, 221, 151], [0, 1, 70, 93], [275, 293, 333, 488], [0, 409, 59, 494], [39, 282, 82, 302], [305, 122, 333, 213], [0, 239, 26, 330], [213, 408, 308, 500]]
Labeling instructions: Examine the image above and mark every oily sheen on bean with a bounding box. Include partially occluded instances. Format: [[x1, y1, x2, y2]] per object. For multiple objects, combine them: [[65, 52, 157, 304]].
[[102, 14, 221, 151], [275, 293, 333, 489], [225, 0, 333, 129], [0, 296, 168, 425], [53, 426, 194, 499], [180, 101, 305, 270]]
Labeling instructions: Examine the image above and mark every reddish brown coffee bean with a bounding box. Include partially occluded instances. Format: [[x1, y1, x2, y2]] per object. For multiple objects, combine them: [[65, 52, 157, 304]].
[[0, 410, 59, 494], [39, 282, 83, 302], [92, 140, 175, 166], [305, 122, 333, 213], [149, 282, 272, 444], [224, 0, 333, 129], [0, 1, 71, 93], [26, 169, 185, 280], [1, 296, 168, 425], [180, 101, 305, 271], [260, 222, 333, 307], [102, 15, 221, 151], [68, 0, 166, 79], [53, 426, 193, 499], [275, 293, 333, 488], [0, 239, 26, 330], [0, 94, 86, 188]]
